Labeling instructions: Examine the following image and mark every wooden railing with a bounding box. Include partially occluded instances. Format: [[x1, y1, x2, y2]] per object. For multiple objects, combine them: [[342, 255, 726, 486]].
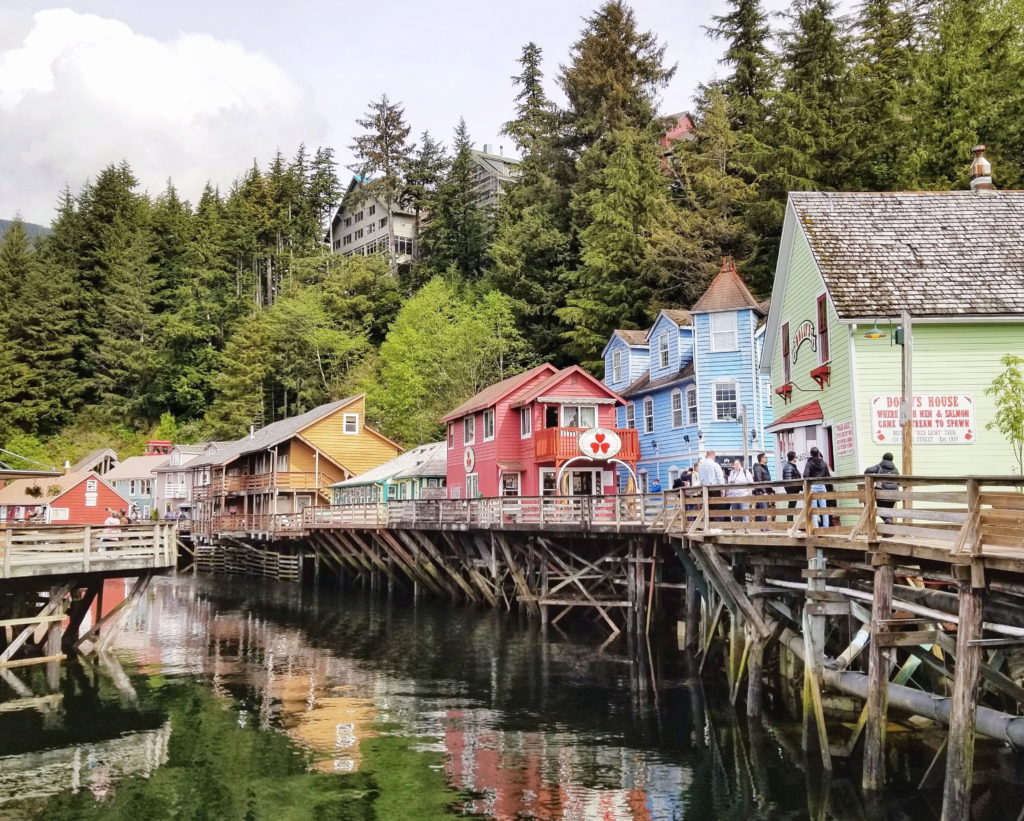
[[533, 427, 641, 462], [0, 523, 178, 579], [194, 472, 334, 499]]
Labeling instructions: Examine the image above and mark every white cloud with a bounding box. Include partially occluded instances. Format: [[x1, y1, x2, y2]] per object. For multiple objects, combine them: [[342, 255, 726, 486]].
[[0, 8, 325, 223]]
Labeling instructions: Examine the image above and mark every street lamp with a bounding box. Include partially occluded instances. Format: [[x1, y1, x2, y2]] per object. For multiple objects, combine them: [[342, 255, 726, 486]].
[[866, 312, 913, 474]]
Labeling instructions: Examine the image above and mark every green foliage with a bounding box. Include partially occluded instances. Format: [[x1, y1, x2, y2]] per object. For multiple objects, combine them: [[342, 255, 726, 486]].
[[986, 354, 1024, 474], [706, 0, 777, 129]]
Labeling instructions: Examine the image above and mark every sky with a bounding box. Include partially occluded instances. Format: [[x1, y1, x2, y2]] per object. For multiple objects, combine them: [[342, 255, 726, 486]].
[[0, 0, 793, 224]]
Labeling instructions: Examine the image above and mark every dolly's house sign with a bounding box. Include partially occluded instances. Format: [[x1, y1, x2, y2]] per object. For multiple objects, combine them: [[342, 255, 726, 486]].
[[791, 320, 817, 364], [578, 428, 622, 460], [871, 394, 976, 445]]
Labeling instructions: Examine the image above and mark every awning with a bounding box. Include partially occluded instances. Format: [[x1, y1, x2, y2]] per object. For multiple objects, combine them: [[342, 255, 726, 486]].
[[497, 461, 525, 472], [764, 400, 823, 434]]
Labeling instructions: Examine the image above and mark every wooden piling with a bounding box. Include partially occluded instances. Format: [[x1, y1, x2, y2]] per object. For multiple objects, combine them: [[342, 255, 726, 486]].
[[747, 565, 766, 719], [863, 557, 894, 792]]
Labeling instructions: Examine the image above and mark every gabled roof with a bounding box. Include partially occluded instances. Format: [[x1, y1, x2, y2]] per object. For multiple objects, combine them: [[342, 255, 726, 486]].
[[659, 308, 693, 326], [439, 364, 558, 423], [509, 365, 627, 408], [188, 396, 365, 468], [622, 362, 695, 398], [330, 442, 446, 488], [0, 470, 126, 506], [788, 190, 1024, 318], [601, 328, 650, 358], [103, 455, 169, 482], [72, 448, 119, 473], [765, 400, 823, 433], [691, 257, 763, 314]]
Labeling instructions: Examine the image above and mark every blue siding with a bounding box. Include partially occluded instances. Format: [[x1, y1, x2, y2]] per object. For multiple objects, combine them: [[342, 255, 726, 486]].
[[602, 335, 649, 394]]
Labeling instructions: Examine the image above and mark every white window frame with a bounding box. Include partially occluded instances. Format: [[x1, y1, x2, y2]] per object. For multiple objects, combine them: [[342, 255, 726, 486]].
[[658, 333, 670, 368], [686, 386, 698, 425], [483, 408, 495, 441], [520, 407, 532, 438], [447, 422, 455, 449], [714, 379, 738, 421], [710, 312, 738, 352], [642, 397, 654, 434], [561, 404, 598, 428], [625, 403, 635, 429], [343, 413, 359, 434], [670, 389, 683, 428], [611, 349, 622, 382], [465, 473, 479, 498], [464, 415, 476, 445]]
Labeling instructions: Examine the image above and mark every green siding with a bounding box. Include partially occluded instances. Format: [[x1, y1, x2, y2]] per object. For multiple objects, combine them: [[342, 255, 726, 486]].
[[853, 322, 1024, 475]]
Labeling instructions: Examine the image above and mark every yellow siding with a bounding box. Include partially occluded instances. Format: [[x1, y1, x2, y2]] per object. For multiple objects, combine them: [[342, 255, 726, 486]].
[[300, 397, 402, 477], [290, 440, 316, 472]]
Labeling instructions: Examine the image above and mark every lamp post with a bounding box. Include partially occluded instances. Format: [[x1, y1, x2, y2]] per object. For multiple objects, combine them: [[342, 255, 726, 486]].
[[899, 311, 913, 475]]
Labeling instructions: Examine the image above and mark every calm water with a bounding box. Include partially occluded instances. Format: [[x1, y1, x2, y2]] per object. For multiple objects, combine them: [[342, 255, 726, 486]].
[[0, 574, 1011, 820]]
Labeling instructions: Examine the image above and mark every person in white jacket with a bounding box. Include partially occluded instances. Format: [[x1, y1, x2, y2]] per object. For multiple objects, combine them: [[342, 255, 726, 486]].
[[725, 458, 753, 521]]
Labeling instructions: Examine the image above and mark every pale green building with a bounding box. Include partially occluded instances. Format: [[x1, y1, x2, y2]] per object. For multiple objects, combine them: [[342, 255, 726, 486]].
[[761, 188, 1024, 477]]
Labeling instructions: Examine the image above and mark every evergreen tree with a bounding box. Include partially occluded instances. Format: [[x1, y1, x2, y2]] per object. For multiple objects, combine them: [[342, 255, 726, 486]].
[[419, 120, 489, 279], [308, 146, 342, 236], [350, 95, 414, 274], [558, 129, 669, 370], [205, 312, 274, 437], [403, 131, 449, 288], [706, 0, 777, 129]]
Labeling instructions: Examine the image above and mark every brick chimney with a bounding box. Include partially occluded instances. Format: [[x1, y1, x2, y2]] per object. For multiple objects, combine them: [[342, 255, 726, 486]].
[[969, 144, 994, 193]]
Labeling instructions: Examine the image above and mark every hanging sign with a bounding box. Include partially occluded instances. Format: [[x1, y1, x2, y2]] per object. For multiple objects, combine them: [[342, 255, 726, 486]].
[[792, 320, 817, 364], [463, 447, 476, 473], [871, 394, 975, 445], [578, 428, 622, 460]]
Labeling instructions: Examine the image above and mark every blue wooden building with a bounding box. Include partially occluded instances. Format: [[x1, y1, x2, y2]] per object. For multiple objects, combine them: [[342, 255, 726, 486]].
[[602, 259, 775, 489]]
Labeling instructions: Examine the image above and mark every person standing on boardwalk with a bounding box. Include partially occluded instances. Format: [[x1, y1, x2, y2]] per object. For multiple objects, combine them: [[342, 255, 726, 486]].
[[752, 452, 772, 521], [697, 451, 726, 521], [865, 452, 900, 525], [725, 458, 753, 521], [802, 447, 831, 528], [782, 451, 801, 521]]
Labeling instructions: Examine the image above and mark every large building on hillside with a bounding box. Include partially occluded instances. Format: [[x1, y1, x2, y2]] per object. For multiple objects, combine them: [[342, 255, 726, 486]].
[[469, 147, 520, 212], [326, 176, 418, 262], [602, 258, 774, 488], [762, 161, 1024, 476]]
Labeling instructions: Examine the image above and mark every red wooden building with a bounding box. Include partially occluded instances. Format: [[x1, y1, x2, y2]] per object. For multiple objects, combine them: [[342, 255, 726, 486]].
[[440, 364, 639, 498], [0, 469, 130, 525]]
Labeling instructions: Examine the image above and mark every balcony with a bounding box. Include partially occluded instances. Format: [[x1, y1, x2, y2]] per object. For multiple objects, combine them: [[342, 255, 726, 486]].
[[201, 472, 333, 496], [534, 427, 640, 463]]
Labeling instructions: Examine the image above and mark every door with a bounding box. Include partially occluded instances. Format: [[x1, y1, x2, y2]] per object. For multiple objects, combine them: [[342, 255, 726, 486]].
[[501, 473, 521, 496], [569, 469, 602, 496]]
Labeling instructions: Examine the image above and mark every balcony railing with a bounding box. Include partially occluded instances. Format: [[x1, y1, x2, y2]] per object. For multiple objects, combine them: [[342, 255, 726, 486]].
[[533, 427, 640, 462], [194, 472, 333, 497]]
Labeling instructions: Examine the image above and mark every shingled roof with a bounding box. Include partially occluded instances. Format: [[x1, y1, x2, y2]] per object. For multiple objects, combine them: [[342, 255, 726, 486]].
[[613, 329, 649, 346], [691, 258, 763, 314], [790, 191, 1024, 317]]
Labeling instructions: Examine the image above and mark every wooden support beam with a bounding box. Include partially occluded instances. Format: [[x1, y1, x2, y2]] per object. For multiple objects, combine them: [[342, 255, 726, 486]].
[[863, 559, 894, 793], [0, 583, 72, 666], [940, 579, 984, 821], [697, 544, 771, 640], [747, 565, 766, 718], [495, 533, 539, 616], [801, 609, 832, 771]]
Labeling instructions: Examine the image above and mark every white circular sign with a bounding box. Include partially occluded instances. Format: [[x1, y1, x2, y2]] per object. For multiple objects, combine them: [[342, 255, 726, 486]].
[[463, 447, 476, 473], [578, 428, 622, 460]]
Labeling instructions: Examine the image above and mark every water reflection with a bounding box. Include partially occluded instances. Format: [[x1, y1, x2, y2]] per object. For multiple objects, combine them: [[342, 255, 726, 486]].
[[3, 574, 1010, 819]]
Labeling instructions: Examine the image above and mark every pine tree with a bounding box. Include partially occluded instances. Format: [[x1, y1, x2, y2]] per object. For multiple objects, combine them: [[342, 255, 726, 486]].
[[419, 119, 489, 279], [558, 129, 669, 370], [205, 312, 274, 437], [308, 146, 342, 237], [403, 131, 449, 287], [350, 95, 414, 274], [705, 0, 777, 129]]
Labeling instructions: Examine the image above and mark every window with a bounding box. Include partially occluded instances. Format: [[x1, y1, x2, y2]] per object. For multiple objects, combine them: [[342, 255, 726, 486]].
[[483, 409, 495, 441], [367, 222, 375, 234], [643, 397, 654, 433], [343, 413, 359, 434], [448, 423, 455, 449], [129, 479, 137, 496], [668, 467, 680, 487], [355, 210, 364, 223], [625, 403, 635, 429], [520, 407, 532, 438], [715, 380, 738, 421], [368, 205, 376, 215], [659, 333, 670, 368], [343, 234, 351, 246], [710, 312, 738, 352], [394, 236, 414, 256], [561, 405, 597, 428], [355, 228, 364, 239], [817, 294, 830, 363], [465, 473, 479, 498], [277, 451, 288, 472], [687, 387, 698, 425], [782, 321, 791, 383], [671, 390, 683, 428], [464, 415, 476, 445], [611, 350, 622, 382], [344, 217, 351, 228], [379, 217, 387, 228]]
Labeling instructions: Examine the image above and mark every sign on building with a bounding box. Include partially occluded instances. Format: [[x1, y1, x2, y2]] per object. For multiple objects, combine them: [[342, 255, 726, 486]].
[[833, 420, 855, 456], [871, 394, 975, 445]]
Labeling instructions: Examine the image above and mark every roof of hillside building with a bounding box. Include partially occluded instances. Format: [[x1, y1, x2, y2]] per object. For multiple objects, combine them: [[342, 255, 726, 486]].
[[103, 455, 169, 482], [0, 470, 123, 506], [691, 258, 764, 314], [188, 397, 365, 469], [470, 149, 521, 174], [789, 190, 1024, 317], [330, 442, 446, 488], [439, 364, 558, 423], [622, 362, 696, 397], [152, 442, 230, 472], [71, 448, 119, 474]]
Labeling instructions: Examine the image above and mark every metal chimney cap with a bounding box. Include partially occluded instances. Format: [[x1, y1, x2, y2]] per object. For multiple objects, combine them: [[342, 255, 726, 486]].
[[972, 144, 987, 155]]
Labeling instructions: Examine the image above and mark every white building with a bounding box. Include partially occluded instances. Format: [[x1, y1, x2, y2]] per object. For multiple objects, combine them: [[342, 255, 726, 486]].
[[469, 147, 520, 213], [326, 176, 417, 263]]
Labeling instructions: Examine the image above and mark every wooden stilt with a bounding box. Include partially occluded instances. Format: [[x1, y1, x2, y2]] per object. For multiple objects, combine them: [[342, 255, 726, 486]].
[[685, 566, 701, 652], [863, 557, 894, 792], [747, 565, 767, 718], [940, 575, 984, 821]]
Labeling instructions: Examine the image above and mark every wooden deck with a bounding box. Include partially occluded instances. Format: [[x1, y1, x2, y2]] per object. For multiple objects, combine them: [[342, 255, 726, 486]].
[[0, 523, 178, 581]]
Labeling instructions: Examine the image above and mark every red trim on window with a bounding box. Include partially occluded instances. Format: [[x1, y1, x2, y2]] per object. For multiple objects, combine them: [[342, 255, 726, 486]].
[[816, 294, 830, 363]]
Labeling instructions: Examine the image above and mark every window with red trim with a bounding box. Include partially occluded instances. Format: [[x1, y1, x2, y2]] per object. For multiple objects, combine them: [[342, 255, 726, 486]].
[[817, 294, 830, 363], [781, 321, 791, 383]]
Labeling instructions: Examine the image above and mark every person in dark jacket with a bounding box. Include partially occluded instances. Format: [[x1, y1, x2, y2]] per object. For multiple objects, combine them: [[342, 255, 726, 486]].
[[752, 452, 772, 521], [802, 447, 831, 528], [865, 452, 900, 525], [782, 451, 801, 521]]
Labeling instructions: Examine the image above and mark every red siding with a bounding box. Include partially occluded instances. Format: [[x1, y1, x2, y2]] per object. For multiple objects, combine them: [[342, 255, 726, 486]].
[[54, 477, 131, 525]]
